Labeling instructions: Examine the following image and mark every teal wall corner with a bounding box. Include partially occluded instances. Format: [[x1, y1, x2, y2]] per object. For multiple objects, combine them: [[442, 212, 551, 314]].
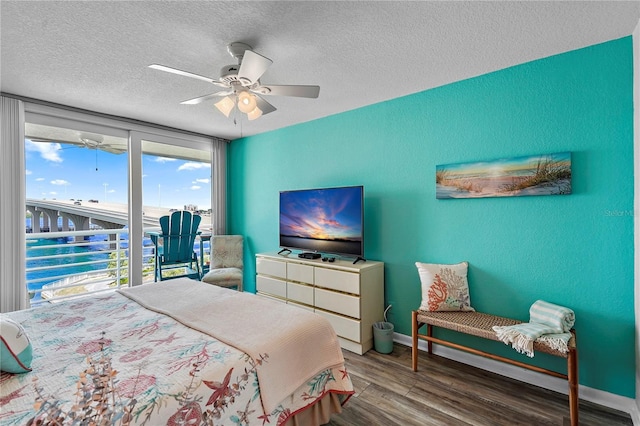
[[229, 37, 635, 398]]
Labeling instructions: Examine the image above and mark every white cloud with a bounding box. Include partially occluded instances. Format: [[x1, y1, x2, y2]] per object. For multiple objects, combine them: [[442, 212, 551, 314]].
[[35, 177, 45, 182], [49, 191, 57, 195], [193, 178, 210, 184], [50, 179, 69, 186], [190, 185, 201, 190], [25, 140, 63, 163], [178, 162, 211, 171], [108, 189, 116, 193], [26, 169, 32, 175]]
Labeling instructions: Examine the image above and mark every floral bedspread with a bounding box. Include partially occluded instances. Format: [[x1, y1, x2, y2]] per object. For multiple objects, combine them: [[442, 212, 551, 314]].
[[0, 292, 354, 425]]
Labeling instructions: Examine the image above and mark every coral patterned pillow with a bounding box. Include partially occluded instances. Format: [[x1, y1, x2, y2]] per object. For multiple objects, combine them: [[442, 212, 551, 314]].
[[415, 261, 475, 312]]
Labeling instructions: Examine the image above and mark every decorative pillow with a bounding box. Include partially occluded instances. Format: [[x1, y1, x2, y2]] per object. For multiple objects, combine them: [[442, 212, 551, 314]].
[[415, 261, 474, 312], [211, 235, 243, 269], [0, 316, 33, 373]]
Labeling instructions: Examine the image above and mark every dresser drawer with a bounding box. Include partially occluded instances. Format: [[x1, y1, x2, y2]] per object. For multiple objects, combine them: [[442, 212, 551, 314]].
[[314, 267, 360, 295], [287, 262, 314, 284], [315, 309, 361, 342], [315, 287, 360, 318], [256, 292, 286, 303], [256, 257, 286, 279], [256, 275, 286, 298], [287, 300, 314, 312], [287, 281, 314, 305]]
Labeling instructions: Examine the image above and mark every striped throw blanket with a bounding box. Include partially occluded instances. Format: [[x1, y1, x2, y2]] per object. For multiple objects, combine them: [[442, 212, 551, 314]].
[[492, 300, 574, 357]]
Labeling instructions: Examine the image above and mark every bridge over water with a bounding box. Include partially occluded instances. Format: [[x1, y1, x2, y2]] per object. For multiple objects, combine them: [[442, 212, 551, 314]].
[[25, 199, 210, 232]]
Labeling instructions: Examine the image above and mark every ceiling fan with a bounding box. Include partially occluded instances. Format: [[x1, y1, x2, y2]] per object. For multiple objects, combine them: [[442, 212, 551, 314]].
[[27, 133, 127, 155], [149, 42, 320, 120]]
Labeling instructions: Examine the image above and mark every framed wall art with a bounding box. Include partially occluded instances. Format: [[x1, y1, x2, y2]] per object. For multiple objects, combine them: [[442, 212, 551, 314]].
[[436, 152, 571, 199]]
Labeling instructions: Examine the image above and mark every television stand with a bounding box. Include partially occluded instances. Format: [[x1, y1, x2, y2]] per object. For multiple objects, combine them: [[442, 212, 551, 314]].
[[256, 252, 385, 354], [353, 256, 366, 264], [278, 248, 292, 255]]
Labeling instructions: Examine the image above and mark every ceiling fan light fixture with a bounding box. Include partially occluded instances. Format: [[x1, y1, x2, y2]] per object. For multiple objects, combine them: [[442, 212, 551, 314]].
[[247, 106, 263, 121], [214, 96, 235, 117], [237, 91, 257, 114]]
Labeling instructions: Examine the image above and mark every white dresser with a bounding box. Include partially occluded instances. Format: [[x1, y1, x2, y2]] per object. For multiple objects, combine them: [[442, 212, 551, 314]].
[[255, 252, 384, 355]]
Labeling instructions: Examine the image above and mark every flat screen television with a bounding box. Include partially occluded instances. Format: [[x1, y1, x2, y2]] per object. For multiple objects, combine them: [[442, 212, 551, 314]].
[[279, 185, 364, 259]]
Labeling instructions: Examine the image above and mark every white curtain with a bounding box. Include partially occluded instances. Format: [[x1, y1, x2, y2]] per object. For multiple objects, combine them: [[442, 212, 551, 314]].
[[0, 96, 28, 313], [212, 138, 227, 235]]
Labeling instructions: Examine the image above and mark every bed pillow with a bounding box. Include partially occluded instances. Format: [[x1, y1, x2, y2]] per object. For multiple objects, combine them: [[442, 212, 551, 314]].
[[0, 316, 33, 373], [416, 261, 474, 312]]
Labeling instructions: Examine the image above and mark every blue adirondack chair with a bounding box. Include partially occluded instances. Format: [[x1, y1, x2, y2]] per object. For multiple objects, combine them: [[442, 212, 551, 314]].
[[149, 210, 202, 281]]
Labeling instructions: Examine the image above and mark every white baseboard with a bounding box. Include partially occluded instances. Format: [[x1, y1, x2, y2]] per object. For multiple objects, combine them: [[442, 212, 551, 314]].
[[394, 332, 639, 424]]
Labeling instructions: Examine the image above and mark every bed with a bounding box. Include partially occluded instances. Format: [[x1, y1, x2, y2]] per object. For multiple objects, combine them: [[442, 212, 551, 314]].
[[0, 278, 354, 425]]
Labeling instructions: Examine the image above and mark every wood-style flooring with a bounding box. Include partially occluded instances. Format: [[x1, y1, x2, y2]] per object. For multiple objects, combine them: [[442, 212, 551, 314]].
[[327, 343, 632, 426]]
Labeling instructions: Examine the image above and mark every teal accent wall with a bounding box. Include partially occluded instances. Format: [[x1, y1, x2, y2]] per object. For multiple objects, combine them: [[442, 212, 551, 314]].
[[229, 37, 635, 398]]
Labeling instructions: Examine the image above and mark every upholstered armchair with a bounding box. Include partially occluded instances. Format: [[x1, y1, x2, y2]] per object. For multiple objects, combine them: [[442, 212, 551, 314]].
[[201, 235, 243, 291]]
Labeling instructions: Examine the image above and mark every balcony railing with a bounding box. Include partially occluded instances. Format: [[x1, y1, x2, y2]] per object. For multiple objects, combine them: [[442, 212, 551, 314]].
[[27, 228, 149, 307], [26, 228, 211, 307]]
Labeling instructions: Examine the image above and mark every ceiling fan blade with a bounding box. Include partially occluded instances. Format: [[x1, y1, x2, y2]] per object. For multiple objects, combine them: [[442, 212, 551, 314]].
[[254, 94, 277, 115], [149, 64, 216, 84], [101, 146, 127, 155], [28, 137, 61, 143], [256, 84, 320, 99], [28, 136, 84, 147], [237, 50, 273, 85], [29, 137, 126, 154], [181, 91, 233, 105]]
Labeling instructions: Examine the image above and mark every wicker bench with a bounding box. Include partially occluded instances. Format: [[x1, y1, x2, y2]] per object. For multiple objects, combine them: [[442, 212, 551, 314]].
[[411, 310, 578, 426]]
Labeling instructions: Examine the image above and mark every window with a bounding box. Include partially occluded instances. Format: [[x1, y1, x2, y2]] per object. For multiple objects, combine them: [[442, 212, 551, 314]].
[[19, 103, 221, 304], [24, 120, 130, 304], [141, 139, 212, 282]]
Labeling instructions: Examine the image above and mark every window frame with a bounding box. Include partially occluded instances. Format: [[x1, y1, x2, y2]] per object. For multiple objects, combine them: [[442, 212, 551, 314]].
[[23, 101, 219, 288]]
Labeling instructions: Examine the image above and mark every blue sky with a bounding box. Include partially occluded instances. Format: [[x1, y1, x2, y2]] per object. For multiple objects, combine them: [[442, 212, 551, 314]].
[[25, 140, 212, 210]]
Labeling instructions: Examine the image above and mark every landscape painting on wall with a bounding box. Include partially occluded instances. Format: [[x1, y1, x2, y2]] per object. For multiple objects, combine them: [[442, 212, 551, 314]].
[[436, 152, 571, 199]]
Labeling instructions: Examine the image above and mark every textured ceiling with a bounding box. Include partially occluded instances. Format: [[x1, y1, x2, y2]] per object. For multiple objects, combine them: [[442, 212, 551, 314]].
[[1, 1, 638, 141]]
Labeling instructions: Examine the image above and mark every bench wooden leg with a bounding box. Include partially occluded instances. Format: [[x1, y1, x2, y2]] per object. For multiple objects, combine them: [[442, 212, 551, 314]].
[[411, 313, 578, 425], [412, 310, 419, 371], [568, 347, 579, 426]]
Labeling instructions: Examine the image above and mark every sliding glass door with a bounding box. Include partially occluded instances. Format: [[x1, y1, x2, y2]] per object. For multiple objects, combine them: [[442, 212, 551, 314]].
[[136, 133, 212, 283], [22, 104, 216, 304]]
